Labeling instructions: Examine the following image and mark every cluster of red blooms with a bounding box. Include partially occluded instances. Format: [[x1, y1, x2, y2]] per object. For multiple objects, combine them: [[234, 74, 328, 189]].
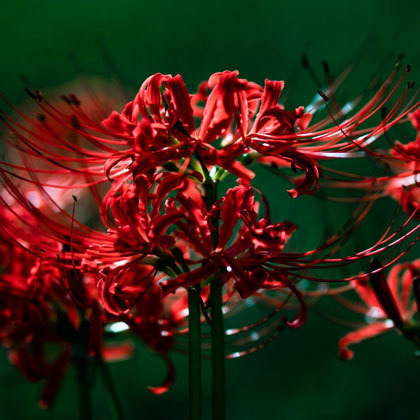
[[1, 64, 420, 412]]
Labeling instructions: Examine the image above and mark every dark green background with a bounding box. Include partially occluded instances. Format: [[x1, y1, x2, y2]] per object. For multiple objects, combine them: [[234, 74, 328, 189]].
[[1, 1, 420, 419]]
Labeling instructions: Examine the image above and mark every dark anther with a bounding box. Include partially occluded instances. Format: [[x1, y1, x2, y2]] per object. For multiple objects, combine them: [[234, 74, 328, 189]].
[[72, 195, 78, 202], [24, 88, 39, 100], [34, 90, 43, 101], [69, 94, 81, 106], [60, 94, 72, 105], [301, 55, 309, 69], [291, 162, 297, 173], [381, 106, 388, 120], [407, 64, 411, 72], [36, 114, 46, 122], [318, 90, 329, 102]]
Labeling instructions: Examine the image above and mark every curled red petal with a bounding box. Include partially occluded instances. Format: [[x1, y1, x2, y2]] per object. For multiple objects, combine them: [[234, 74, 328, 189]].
[[39, 347, 71, 409], [282, 284, 307, 328], [285, 151, 319, 198], [102, 102, 136, 136], [253, 79, 284, 127], [199, 70, 244, 142], [338, 322, 390, 360], [8, 347, 45, 382], [217, 186, 252, 250], [369, 258, 404, 329], [166, 74, 195, 132], [147, 354, 175, 395]]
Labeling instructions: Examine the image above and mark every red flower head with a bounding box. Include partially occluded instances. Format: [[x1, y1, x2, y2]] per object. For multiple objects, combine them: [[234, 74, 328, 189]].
[[381, 107, 420, 216], [320, 69, 420, 213], [337, 259, 420, 360], [1, 66, 420, 411], [2, 67, 413, 201]]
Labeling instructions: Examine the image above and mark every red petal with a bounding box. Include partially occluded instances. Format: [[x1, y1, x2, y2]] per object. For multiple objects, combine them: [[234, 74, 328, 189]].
[[217, 187, 250, 250], [148, 354, 175, 395], [282, 284, 307, 328], [103, 341, 135, 362], [338, 322, 390, 360], [166, 75, 195, 132], [102, 107, 136, 135], [39, 348, 71, 409], [254, 79, 284, 127]]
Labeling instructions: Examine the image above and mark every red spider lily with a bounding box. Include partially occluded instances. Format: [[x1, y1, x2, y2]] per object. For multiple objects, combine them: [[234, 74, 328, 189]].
[[0, 199, 182, 404], [0, 203, 96, 405], [0, 170, 180, 402], [119, 285, 188, 394], [337, 259, 420, 360], [0, 163, 192, 397], [2, 146, 420, 328], [2, 67, 420, 419], [76, 165, 420, 334], [89, 169, 306, 330], [382, 108, 420, 215], [2, 67, 415, 199], [0, 185, 193, 397], [318, 79, 420, 208], [98, 259, 182, 394], [0, 248, 74, 408]]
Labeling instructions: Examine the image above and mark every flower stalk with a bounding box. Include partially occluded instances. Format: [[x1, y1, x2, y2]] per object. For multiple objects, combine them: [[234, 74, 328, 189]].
[[75, 356, 92, 420], [97, 356, 126, 420], [203, 176, 226, 420], [210, 268, 225, 420], [188, 287, 202, 420], [75, 319, 93, 420]]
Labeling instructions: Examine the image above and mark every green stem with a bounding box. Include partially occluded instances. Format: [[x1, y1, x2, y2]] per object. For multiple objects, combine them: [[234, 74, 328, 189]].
[[203, 180, 218, 214], [76, 357, 92, 420], [204, 179, 226, 420], [188, 287, 202, 420], [98, 357, 126, 420], [195, 157, 226, 419], [210, 268, 225, 420]]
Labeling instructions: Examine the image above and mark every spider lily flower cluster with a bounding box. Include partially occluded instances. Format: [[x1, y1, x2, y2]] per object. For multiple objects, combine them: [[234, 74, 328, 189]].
[[336, 258, 420, 359], [0, 64, 420, 418]]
